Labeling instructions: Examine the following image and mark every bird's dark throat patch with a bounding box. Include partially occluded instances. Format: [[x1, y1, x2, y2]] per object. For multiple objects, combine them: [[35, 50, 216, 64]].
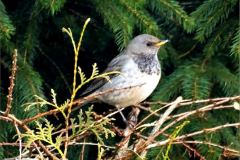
[[133, 53, 161, 75]]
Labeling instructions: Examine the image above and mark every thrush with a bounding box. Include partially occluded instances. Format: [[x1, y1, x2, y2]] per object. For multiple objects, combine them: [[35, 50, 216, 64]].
[[75, 34, 168, 123]]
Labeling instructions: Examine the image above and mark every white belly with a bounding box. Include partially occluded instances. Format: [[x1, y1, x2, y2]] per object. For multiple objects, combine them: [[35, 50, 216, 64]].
[[96, 60, 161, 108]]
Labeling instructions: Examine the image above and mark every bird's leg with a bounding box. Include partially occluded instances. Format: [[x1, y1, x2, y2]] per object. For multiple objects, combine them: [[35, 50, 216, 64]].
[[117, 107, 127, 123], [123, 106, 140, 136]]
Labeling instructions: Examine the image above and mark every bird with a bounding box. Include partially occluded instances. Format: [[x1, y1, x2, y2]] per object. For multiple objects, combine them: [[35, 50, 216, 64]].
[[74, 34, 168, 124]]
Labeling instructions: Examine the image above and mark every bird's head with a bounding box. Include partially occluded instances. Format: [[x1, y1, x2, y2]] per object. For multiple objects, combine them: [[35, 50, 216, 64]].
[[126, 34, 168, 56]]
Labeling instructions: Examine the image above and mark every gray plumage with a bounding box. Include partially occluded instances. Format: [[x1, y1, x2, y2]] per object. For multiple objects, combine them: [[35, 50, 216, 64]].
[[74, 34, 168, 122]]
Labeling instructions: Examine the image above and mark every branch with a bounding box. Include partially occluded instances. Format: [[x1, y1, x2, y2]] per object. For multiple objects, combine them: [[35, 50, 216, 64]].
[[113, 96, 239, 159], [174, 123, 240, 141], [179, 41, 198, 58], [135, 104, 162, 117], [145, 99, 233, 144], [182, 143, 206, 160], [0, 115, 13, 122], [135, 98, 189, 128], [22, 84, 145, 125], [14, 121, 22, 159], [140, 97, 182, 157], [166, 105, 234, 120], [5, 49, 17, 116], [0, 111, 58, 159], [173, 141, 240, 156]]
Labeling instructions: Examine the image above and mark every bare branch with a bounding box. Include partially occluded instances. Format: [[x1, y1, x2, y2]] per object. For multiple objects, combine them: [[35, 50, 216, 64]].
[[134, 104, 162, 117], [14, 121, 22, 159], [182, 143, 206, 160], [166, 105, 233, 120], [173, 141, 240, 156], [5, 49, 18, 116], [0, 111, 58, 160], [146, 99, 238, 144], [140, 97, 182, 157], [22, 84, 145, 125], [174, 123, 240, 141]]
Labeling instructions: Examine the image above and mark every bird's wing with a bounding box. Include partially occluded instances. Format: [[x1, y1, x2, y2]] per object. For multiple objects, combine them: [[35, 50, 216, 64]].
[[80, 54, 128, 96]]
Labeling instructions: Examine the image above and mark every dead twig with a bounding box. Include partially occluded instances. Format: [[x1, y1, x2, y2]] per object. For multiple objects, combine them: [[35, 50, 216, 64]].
[[140, 97, 182, 157], [134, 104, 162, 117], [166, 105, 233, 120], [14, 121, 22, 159], [22, 84, 145, 125], [174, 123, 240, 141], [172, 141, 240, 156], [5, 49, 18, 116], [182, 142, 206, 160], [145, 99, 237, 144]]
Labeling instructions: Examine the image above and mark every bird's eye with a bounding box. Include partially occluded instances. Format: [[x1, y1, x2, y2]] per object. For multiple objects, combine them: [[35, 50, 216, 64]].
[[146, 42, 152, 46]]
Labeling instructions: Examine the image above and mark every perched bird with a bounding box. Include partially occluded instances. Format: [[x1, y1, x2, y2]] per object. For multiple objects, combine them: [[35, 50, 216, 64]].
[[75, 34, 168, 123]]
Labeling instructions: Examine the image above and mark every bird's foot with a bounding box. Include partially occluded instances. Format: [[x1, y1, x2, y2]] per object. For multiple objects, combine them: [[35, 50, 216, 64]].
[[123, 107, 140, 136]]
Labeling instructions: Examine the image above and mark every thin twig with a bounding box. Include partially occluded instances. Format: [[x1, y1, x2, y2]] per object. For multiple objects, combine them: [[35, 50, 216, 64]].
[[141, 101, 168, 105], [179, 41, 198, 58], [69, 142, 115, 149], [5, 49, 18, 116], [166, 105, 233, 120], [22, 84, 144, 125], [0, 142, 29, 146], [0, 111, 58, 159], [182, 143, 206, 160], [0, 116, 13, 122], [140, 97, 182, 157], [114, 98, 239, 159], [172, 141, 240, 156], [174, 123, 240, 141], [179, 96, 240, 106], [135, 98, 189, 128], [81, 138, 86, 160], [134, 104, 162, 117], [146, 99, 237, 144], [39, 48, 72, 94], [33, 142, 44, 160], [141, 96, 240, 107], [14, 121, 22, 159]]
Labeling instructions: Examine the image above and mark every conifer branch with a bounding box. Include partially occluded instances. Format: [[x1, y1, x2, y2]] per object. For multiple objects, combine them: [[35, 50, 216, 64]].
[[104, 0, 130, 47], [39, 48, 72, 94], [122, 2, 152, 29], [179, 41, 198, 58]]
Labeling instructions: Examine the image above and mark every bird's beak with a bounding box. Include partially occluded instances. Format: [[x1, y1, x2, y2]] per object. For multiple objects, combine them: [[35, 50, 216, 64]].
[[156, 40, 169, 46]]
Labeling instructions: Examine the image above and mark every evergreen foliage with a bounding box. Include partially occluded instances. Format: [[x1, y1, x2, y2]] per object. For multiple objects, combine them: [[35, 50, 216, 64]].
[[1, 0, 239, 159]]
